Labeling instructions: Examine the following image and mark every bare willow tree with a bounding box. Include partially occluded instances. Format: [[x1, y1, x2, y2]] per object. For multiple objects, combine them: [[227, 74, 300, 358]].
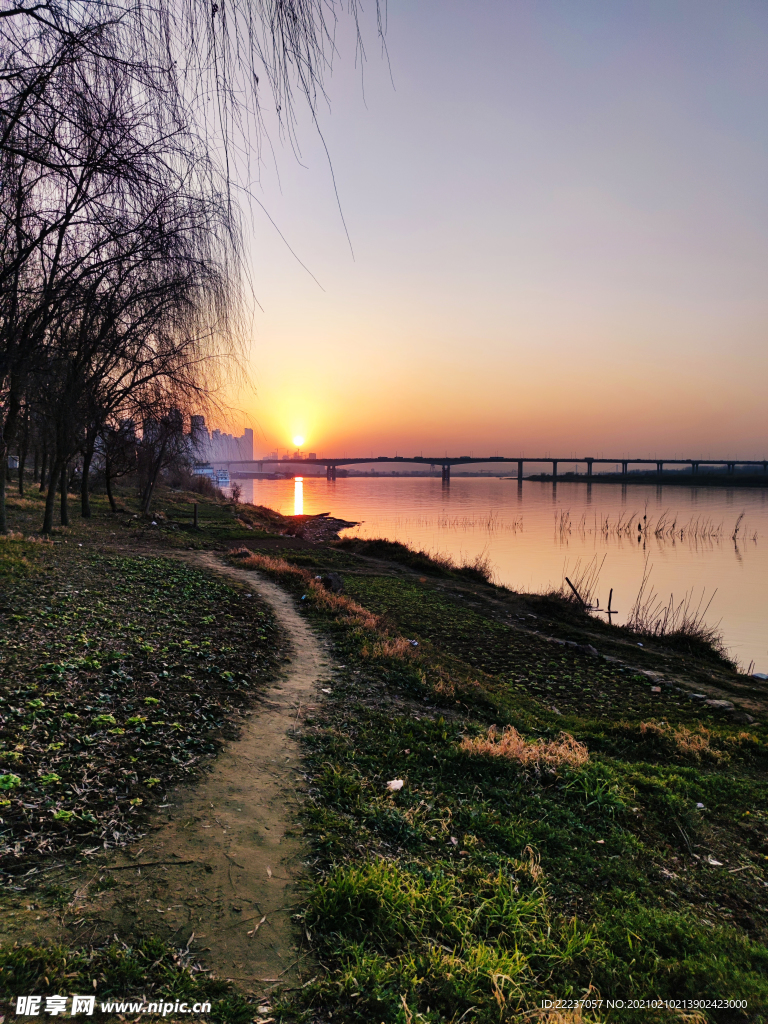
[[1, 0, 384, 531], [0, 24, 234, 531]]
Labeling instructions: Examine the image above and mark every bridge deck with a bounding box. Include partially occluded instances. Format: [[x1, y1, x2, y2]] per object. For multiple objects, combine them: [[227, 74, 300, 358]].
[[215, 456, 767, 468]]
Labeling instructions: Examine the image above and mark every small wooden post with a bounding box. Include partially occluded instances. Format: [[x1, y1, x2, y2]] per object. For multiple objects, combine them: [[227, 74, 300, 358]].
[[193, 503, 199, 528]]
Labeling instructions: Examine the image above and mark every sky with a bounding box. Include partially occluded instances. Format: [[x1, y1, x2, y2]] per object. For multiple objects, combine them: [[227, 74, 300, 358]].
[[222, 0, 768, 461]]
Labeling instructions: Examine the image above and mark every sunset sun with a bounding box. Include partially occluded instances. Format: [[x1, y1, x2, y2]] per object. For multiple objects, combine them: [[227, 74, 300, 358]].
[[293, 435, 305, 447]]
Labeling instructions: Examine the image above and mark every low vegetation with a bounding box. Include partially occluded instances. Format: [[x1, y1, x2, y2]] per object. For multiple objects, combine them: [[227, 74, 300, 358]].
[[460, 725, 590, 770], [0, 542, 278, 868], [0, 483, 767, 1023], [234, 540, 768, 1023]]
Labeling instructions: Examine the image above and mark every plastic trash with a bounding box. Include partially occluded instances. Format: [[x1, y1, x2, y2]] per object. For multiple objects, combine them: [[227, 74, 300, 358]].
[[410, 640, 419, 647], [696, 802, 705, 809], [386, 779, 404, 792]]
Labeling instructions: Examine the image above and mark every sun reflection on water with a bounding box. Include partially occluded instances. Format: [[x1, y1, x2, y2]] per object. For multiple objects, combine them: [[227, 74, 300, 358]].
[[294, 476, 304, 516]]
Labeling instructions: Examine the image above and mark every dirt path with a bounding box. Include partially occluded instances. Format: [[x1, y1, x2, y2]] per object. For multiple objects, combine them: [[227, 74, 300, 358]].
[[58, 554, 331, 996]]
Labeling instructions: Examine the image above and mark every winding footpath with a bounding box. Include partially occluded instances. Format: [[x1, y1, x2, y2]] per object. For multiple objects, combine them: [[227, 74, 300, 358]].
[[93, 554, 331, 995]]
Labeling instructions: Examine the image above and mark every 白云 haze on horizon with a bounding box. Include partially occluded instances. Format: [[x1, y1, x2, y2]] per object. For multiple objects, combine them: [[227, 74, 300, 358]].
[[226, 0, 768, 463]]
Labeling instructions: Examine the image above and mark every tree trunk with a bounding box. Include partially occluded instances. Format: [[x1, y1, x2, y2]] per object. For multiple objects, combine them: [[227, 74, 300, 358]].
[[105, 459, 117, 512], [18, 439, 28, 496], [39, 447, 48, 492], [0, 468, 6, 535], [42, 458, 62, 534], [0, 395, 21, 534], [33, 446, 39, 483], [81, 440, 95, 518], [60, 463, 69, 527], [141, 439, 168, 515]]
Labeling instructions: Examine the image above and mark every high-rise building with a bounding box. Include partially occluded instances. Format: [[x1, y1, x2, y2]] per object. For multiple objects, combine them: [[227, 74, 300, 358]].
[[190, 417, 253, 462]]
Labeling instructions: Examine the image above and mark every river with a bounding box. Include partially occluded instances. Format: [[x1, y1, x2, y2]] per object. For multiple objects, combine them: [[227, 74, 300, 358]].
[[231, 476, 768, 673]]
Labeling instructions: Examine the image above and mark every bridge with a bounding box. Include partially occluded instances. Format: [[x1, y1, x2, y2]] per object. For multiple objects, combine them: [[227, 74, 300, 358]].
[[215, 455, 768, 483]]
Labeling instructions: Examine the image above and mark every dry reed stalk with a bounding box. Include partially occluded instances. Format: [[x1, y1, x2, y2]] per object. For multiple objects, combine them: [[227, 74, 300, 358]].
[[460, 725, 589, 770], [625, 559, 722, 647], [559, 554, 605, 608]]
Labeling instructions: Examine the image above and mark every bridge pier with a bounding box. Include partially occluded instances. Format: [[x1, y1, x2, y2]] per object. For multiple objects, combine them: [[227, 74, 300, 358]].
[[727, 462, 735, 475], [586, 458, 594, 478], [326, 464, 336, 481], [552, 460, 557, 479], [517, 460, 523, 481], [692, 462, 699, 475], [257, 462, 263, 474], [442, 463, 451, 484], [622, 461, 628, 477], [656, 461, 664, 477]]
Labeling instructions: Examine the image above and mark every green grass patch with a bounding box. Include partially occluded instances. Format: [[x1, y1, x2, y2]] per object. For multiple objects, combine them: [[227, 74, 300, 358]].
[[230, 548, 768, 1022], [0, 541, 280, 875]]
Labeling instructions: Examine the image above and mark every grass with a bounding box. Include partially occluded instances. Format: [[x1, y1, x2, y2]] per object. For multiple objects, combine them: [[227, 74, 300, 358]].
[[0, 537, 279, 872], [231, 545, 768, 1023], [460, 725, 590, 770], [335, 537, 495, 583], [1, 482, 767, 1022], [0, 938, 256, 1022], [0, 483, 289, 1020]]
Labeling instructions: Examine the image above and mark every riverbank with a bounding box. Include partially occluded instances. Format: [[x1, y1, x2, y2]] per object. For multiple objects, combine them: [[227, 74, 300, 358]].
[[1, 485, 767, 1022], [527, 472, 768, 487]]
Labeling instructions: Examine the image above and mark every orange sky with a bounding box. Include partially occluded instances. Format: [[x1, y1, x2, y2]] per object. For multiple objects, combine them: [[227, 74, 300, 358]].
[[218, 1, 768, 461]]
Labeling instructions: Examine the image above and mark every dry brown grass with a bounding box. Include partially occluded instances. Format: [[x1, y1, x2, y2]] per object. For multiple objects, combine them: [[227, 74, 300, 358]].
[[229, 549, 385, 636], [460, 725, 589, 770], [432, 676, 456, 698], [362, 636, 414, 659], [0, 531, 52, 545], [639, 720, 721, 760], [235, 551, 311, 579], [307, 580, 381, 631]]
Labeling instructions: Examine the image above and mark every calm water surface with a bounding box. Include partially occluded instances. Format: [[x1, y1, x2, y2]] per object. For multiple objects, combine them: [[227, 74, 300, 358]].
[[233, 477, 768, 672]]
